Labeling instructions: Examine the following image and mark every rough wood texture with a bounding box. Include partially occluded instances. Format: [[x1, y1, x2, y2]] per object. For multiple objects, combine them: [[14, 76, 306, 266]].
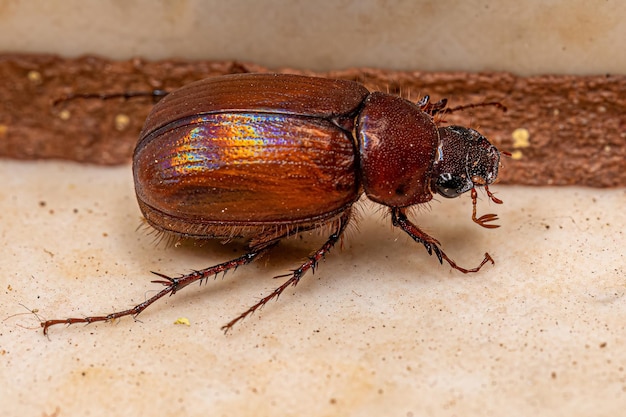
[[1, 54, 624, 187]]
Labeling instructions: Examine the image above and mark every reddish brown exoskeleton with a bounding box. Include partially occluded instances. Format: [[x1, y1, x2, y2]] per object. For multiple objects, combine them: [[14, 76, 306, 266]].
[[43, 73, 504, 335]]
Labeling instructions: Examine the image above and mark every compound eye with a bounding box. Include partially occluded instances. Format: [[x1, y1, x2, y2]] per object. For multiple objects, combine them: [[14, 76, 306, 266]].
[[435, 173, 466, 198]]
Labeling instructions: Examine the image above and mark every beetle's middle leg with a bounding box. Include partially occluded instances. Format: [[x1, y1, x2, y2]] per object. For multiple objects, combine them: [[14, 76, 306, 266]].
[[390, 207, 494, 274], [220, 208, 352, 333]]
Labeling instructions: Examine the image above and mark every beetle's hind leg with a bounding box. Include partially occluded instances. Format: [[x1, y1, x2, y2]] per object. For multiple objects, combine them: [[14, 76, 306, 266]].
[[391, 207, 493, 274], [221, 209, 352, 333], [41, 241, 278, 335]]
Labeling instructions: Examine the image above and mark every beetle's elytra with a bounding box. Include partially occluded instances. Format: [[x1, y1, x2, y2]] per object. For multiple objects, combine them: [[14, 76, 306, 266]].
[[43, 73, 504, 334]]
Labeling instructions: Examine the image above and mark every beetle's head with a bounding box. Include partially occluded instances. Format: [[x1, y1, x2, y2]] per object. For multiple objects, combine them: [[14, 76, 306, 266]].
[[432, 126, 503, 228], [432, 126, 500, 198]]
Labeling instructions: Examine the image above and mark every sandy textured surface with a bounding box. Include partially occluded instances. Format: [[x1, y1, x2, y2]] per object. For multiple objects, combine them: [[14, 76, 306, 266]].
[[1, 159, 624, 416]]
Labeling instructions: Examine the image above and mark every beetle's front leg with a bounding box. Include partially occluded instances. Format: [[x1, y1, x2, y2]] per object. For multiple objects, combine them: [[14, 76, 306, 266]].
[[390, 207, 493, 274]]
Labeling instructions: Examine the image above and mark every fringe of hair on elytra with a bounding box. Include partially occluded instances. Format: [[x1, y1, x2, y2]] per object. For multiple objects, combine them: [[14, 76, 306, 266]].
[[135, 205, 362, 252]]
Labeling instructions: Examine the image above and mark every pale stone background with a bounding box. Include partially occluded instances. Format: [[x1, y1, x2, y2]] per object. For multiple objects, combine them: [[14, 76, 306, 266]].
[[0, 0, 625, 75]]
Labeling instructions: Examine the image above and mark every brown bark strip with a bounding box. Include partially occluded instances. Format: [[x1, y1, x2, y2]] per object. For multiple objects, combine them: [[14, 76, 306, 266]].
[[1, 54, 624, 187]]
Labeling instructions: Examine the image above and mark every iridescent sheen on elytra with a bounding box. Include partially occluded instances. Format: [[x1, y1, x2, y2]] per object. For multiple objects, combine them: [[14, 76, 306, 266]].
[[134, 112, 358, 227]]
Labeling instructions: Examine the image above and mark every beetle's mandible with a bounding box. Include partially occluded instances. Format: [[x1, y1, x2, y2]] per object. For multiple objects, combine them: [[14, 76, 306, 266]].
[[43, 73, 504, 334]]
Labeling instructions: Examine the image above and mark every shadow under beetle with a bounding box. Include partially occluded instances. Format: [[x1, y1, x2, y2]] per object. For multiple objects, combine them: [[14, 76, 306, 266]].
[[43, 73, 504, 334]]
